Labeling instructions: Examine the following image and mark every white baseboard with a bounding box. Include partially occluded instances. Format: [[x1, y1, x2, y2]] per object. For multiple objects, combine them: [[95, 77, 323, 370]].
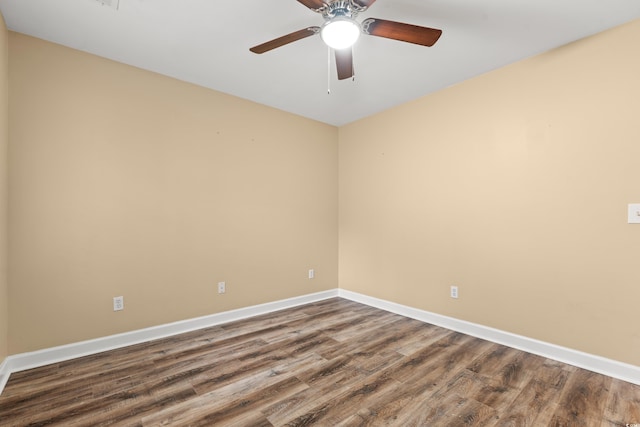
[[1, 288, 638, 397], [338, 289, 640, 386], [0, 289, 338, 395], [0, 358, 8, 394]]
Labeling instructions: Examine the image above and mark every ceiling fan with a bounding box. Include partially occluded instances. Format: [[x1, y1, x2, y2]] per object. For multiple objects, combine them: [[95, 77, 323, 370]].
[[250, 0, 442, 80]]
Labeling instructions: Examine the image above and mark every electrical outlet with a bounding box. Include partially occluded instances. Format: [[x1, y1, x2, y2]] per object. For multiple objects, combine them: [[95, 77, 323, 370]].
[[113, 296, 124, 311], [308, 269, 314, 279], [218, 281, 226, 294], [450, 286, 458, 299], [628, 204, 640, 224]]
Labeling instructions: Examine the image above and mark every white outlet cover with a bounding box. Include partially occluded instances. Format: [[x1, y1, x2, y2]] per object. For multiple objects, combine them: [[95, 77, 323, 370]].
[[628, 204, 640, 224], [113, 296, 124, 311]]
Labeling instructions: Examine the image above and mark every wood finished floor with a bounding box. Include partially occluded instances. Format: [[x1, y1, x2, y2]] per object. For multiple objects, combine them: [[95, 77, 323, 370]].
[[1, 298, 639, 426]]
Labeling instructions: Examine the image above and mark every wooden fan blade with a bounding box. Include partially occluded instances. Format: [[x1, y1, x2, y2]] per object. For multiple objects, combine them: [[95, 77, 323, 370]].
[[362, 18, 442, 47], [335, 48, 354, 80], [297, 0, 327, 12], [352, 0, 376, 10], [250, 27, 320, 54]]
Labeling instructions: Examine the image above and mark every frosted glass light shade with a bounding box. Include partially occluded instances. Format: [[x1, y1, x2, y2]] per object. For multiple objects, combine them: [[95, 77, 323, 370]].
[[321, 18, 360, 50]]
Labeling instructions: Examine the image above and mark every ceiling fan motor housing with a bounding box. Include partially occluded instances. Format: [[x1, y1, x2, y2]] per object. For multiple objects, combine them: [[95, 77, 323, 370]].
[[322, 0, 366, 19]]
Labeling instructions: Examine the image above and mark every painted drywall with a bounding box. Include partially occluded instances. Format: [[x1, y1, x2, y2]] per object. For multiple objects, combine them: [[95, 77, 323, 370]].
[[339, 19, 640, 366], [8, 33, 338, 354], [0, 13, 8, 362]]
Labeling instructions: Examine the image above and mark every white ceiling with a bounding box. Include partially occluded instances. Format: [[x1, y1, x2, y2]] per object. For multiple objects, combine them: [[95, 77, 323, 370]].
[[1, 0, 639, 126]]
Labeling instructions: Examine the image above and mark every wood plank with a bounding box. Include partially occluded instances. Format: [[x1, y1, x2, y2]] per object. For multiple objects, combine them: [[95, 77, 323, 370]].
[[603, 376, 640, 426], [493, 377, 560, 427], [282, 374, 403, 425], [550, 368, 612, 425]]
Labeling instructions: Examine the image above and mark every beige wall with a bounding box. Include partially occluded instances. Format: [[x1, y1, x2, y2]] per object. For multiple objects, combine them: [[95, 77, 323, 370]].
[[339, 19, 640, 366], [0, 13, 8, 362], [8, 33, 338, 354]]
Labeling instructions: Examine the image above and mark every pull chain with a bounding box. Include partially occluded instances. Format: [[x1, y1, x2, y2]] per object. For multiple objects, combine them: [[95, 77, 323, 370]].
[[327, 46, 331, 94], [352, 44, 356, 81]]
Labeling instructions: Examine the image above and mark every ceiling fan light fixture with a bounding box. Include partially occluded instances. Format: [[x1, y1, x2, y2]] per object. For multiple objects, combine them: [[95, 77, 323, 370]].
[[321, 17, 361, 50]]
